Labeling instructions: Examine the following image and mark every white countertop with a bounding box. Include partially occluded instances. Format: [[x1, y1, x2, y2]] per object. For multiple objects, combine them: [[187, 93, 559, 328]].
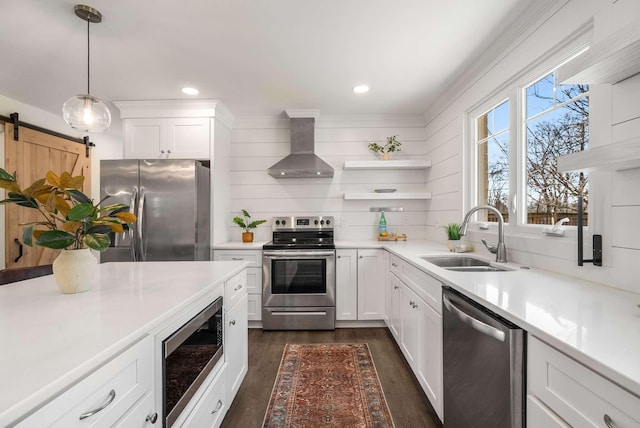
[[0, 261, 248, 426], [212, 241, 268, 250]]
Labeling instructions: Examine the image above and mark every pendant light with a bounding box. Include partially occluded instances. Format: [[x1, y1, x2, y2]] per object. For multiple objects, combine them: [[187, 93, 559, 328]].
[[62, 4, 111, 133]]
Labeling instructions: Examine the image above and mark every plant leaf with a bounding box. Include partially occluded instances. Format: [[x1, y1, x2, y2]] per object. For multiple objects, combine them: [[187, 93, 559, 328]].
[[36, 230, 75, 249], [60, 172, 74, 189], [241, 209, 250, 218], [22, 225, 34, 247], [46, 171, 61, 188], [86, 225, 112, 235], [0, 179, 20, 192], [67, 203, 94, 221], [233, 217, 246, 229], [23, 178, 46, 196], [84, 233, 110, 252], [67, 189, 92, 205], [0, 168, 15, 181], [1, 192, 39, 209], [62, 221, 82, 234], [108, 223, 124, 233], [55, 196, 71, 217], [70, 175, 85, 189], [114, 212, 136, 223], [247, 219, 267, 229]]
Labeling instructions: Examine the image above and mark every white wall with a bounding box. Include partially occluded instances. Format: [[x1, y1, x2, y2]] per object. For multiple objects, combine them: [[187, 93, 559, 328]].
[[423, 0, 640, 293], [228, 115, 429, 242]]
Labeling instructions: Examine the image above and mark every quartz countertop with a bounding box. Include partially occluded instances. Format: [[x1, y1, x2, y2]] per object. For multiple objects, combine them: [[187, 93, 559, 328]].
[[0, 261, 248, 426], [212, 241, 268, 250]]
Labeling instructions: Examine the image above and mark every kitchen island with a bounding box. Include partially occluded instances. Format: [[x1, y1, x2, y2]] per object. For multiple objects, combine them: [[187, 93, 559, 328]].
[[0, 261, 248, 427]]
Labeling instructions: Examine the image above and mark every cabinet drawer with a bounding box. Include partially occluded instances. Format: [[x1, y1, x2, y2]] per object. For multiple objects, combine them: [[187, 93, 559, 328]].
[[181, 368, 226, 428], [225, 270, 248, 309], [529, 336, 640, 428], [401, 262, 441, 314], [389, 253, 402, 277], [18, 336, 153, 428], [246, 267, 262, 294], [247, 293, 262, 321], [527, 395, 569, 428], [112, 392, 155, 428], [214, 250, 262, 268]]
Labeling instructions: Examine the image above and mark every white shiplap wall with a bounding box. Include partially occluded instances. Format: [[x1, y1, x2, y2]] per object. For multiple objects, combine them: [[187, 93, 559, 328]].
[[228, 116, 429, 242], [423, 0, 640, 293]]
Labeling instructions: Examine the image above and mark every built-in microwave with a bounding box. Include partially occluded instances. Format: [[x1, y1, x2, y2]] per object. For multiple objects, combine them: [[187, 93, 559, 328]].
[[162, 296, 223, 427]]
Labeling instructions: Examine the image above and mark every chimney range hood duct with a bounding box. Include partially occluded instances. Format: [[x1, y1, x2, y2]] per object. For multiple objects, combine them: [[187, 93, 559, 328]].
[[267, 117, 334, 178]]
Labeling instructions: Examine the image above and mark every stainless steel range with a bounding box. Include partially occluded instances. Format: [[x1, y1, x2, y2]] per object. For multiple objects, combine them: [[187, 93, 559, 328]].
[[262, 216, 336, 330]]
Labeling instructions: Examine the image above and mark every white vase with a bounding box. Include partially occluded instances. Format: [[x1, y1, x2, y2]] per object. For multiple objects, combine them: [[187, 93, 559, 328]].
[[447, 240, 461, 252], [52, 248, 98, 294]]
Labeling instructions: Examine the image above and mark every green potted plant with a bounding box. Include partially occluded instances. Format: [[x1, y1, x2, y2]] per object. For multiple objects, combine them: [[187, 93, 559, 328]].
[[233, 209, 267, 243], [368, 135, 402, 160], [0, 168, 136, 293], [444, 223, 461, 251]]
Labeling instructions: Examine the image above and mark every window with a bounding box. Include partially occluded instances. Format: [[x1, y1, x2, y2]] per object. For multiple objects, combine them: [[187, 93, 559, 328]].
[[469, 66, 589, 228]]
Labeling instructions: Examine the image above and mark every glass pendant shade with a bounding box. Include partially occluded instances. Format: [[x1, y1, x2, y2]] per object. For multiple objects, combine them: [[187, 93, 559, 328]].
[[62, 94, 111, 133]]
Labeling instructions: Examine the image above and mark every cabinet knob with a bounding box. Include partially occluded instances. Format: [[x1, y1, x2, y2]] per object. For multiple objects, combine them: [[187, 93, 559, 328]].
[[394, 285, 399, 290], [229, 320, 236, 326], [359, 256, 363, 259], [234, 284, 244, 291], [160, 150, 165, 154], [337, 255, 341, 258], [604, 414, 613, 428], [212, 399, 223, 414], [391, 262, 398, 267], [167, 149, 171, 154], [146, 412, 158, 424]]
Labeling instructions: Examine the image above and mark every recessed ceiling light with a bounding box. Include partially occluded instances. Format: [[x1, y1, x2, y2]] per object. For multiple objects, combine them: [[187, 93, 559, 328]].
[[181, 87, 199, 95], [353, 85, 369, 94]]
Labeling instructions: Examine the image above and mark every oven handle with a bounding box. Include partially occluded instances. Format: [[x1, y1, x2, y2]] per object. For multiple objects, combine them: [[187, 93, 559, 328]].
[[263, 250, 335, 258]]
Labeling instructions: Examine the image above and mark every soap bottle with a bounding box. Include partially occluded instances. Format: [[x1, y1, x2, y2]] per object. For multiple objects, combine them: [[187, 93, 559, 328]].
[[378, 211, 388, 237]]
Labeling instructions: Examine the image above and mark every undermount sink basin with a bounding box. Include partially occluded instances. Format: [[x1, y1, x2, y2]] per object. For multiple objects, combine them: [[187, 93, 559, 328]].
[[420, 256, 512, 272]]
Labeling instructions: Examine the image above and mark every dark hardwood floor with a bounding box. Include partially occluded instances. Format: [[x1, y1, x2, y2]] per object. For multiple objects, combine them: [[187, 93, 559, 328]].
[[221, 328, 442, 428]]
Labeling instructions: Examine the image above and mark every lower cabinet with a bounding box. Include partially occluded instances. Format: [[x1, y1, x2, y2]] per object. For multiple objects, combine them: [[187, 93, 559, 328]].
[[528, 335, 640, 427], [386, 252, 443, 421], [336, 249, 385, 321], [225, 293, 248, 399], [213, 249, 262, 321], [180, 369, 227, 428], [17, 336, 155, 428]]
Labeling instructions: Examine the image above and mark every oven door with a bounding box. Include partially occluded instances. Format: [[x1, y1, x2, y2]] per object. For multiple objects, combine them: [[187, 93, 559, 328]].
[[262, 250, 336, 308]]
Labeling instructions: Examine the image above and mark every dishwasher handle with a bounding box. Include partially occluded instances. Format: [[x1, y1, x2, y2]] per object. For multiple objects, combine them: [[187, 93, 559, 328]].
[[443, 294, 505, 342]]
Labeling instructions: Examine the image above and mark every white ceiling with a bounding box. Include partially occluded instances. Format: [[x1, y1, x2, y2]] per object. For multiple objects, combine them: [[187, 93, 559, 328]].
[[0, 0, 526, 127]]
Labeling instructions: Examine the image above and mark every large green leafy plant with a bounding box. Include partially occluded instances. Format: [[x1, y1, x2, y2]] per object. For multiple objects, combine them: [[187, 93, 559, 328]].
[[233, 209, 267, 232], [0, 168, 136, 251]]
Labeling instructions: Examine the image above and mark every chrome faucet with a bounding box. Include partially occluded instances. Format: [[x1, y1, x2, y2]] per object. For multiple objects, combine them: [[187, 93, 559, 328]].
[[459, 205, 507, 263]]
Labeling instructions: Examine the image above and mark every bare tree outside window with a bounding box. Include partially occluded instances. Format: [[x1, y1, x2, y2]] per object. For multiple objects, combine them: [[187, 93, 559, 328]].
[[525, 73, 588, 225]]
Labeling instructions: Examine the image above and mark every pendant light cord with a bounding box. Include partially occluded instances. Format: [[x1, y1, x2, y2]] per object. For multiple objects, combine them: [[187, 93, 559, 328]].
[[87, 18, 90, 95]]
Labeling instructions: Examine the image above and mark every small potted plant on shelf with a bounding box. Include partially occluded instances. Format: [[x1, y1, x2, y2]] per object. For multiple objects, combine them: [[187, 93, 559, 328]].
[[368, 135, 402, 160], [0, 168, 136, 294], [233, 209, 267, 243], [444, 223, 461, 252]]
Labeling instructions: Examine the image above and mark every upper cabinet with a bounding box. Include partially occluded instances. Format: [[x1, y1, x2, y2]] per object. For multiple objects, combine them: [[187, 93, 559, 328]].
[[557, 18, 640, 85], [113, 100, 234, 160]]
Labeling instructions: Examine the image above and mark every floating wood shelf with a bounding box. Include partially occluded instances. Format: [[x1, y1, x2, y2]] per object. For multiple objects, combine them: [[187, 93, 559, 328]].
[[343, 192, 432, 200], [557, 138, 640, 172], [343, 160, 431, 170], [558, 19, 640, 84]]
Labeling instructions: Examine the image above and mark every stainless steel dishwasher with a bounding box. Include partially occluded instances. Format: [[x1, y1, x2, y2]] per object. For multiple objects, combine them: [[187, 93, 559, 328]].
[[442, 286, 524, 428]]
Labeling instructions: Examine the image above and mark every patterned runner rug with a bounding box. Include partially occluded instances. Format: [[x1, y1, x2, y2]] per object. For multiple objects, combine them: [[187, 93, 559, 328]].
[[262, 343, 395, 428]]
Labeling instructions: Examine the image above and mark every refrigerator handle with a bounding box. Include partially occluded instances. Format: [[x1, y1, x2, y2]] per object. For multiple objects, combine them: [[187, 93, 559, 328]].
[[137, 188, 147, 262], [130, 187, 138, 262]]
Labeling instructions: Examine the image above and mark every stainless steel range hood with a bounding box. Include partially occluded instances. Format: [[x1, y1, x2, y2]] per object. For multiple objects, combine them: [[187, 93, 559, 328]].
[[267, 117, 334, 178]]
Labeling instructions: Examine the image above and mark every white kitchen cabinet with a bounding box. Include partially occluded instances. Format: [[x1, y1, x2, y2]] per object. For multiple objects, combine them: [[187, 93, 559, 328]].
[[528, 336, 640, 428], [214, 249, 263, 321], [180, 368, 226, 428], [357, 249, 385, 320], [225, 293, 248, 399], [112, 393, 156, 428], [17, 336, 154, 428], [527, 396, 570, 428], [385, 251, 443, 421], [123, 117, 210, 159], [336, 249, 358, 320]]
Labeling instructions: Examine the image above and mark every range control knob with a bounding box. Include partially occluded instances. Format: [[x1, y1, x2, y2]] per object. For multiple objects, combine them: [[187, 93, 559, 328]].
[[320, 220, 325, 225], [326, 219, 331, 225], [275, 220, 280, 226], [314, 220, 319, 225], [282, 220, 286, 226]]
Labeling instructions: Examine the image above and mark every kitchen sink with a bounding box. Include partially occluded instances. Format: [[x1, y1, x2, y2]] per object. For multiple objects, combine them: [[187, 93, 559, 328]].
[[419, 256, 512, 272]]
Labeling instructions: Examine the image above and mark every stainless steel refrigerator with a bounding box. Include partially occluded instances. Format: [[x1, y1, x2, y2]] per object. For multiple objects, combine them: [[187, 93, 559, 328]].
[[99, 159, 210, 263]]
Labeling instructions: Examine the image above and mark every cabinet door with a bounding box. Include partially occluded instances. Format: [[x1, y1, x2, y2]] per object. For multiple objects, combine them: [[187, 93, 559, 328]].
[[336, 249, 358, 320], [416, 295, 443, 421], [225, 294, 248, 400], [247, 293, 262, 321], [357, 249, 385, 320], [166, 118, 210, 159], [180, 369, 227, 428], [124, 118, 167, 159], [400, 284, 419, 367], [387, 272, 402, 341]]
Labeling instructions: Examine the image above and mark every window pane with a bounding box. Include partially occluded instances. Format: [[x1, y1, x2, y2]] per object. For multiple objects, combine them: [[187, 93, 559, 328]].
[[525, 95, 589, 225], [557, 81, 589, 104], [478, 133, 509, 223], [493, 101, 509, 134], [526, 73, 554, 119]]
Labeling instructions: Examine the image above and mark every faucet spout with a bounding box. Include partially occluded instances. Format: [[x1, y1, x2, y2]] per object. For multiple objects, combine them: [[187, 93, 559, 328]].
[[459, 205, 507, 263]]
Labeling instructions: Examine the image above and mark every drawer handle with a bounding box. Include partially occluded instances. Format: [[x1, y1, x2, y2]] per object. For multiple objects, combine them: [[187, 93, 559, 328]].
[[394, 285, 399, 290], [604, 414, 613, 428], [391, 262, 398, 267], [212, 399, 223, 414], [146, 412, 158, 424], [232, 257, 243, 260], [79, 389, 116, 420], [234, 284, 244, 291], [229, 320, 236, 326]]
